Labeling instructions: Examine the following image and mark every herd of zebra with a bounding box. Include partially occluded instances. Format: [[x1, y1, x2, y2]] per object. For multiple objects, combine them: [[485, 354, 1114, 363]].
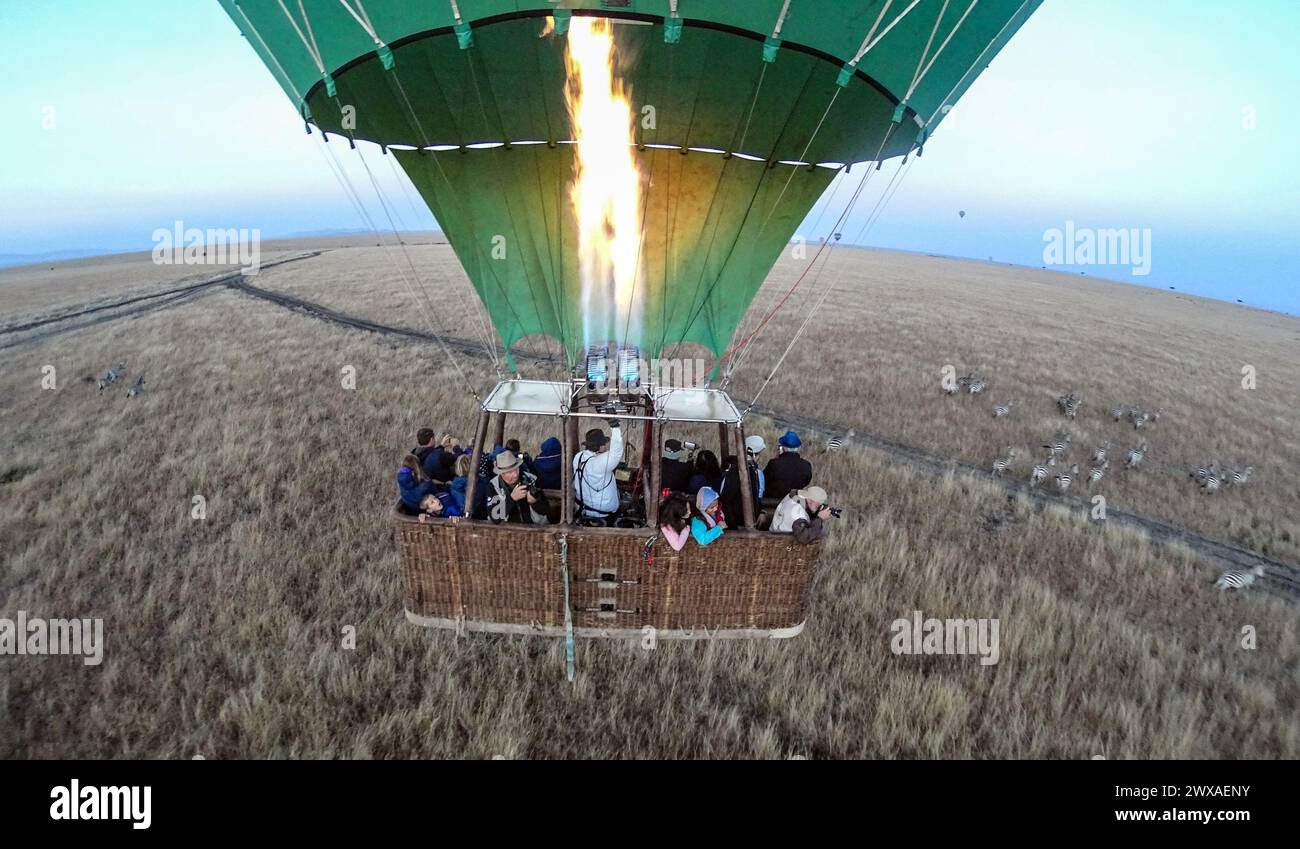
[[94, 361, 145, 397], [953, 384, 1258, 495], [946, 377, 1272, 593]]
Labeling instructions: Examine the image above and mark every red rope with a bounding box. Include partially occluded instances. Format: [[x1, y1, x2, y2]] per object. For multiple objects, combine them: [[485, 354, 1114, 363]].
[[720, 235, 834, 366]]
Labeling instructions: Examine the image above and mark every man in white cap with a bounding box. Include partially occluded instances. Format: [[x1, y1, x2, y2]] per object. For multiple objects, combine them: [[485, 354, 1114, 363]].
[[485, 450, 549, 525], [770, 485, 830, 544], [744, 434, 767, 500]]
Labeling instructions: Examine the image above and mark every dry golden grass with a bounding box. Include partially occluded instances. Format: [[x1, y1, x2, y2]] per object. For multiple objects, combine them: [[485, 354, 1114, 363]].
[[1, 241, 1296, 758]]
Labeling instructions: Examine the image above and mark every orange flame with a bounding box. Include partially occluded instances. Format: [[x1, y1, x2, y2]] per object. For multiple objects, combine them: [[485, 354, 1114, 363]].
[[539, 16, 555, 38], [564, 17, 643, 348]]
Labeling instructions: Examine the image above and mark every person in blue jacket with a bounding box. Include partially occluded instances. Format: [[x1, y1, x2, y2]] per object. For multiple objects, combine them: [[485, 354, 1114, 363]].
[[690, 486, 727, 545], [532, 436, 563, 490], [397, 453, 436, 515], [416, 490, 462, 521]]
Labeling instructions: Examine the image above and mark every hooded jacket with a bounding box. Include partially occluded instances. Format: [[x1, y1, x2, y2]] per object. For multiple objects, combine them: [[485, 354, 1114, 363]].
[[532, 436, 564, 490], [397, 464, 435, 513]]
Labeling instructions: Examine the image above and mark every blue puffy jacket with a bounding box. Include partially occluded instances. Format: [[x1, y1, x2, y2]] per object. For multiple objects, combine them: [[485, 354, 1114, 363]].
[[532, 436, 563, 490], [397, 465, 435, 513]]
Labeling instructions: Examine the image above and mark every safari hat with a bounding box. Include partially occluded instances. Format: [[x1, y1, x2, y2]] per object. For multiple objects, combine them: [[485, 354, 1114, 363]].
[[493, 450, 522, 474], [798, 485, 827, 504], [744, 435, 766, 455], [584, 428, 610, 450]]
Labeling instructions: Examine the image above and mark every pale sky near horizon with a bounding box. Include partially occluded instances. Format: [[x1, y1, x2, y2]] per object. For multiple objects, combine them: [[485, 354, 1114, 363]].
[[1, 1, 1296, 313]]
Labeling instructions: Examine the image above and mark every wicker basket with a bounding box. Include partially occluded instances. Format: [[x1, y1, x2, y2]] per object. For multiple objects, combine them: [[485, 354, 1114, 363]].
[[395, 514, 818, 639]]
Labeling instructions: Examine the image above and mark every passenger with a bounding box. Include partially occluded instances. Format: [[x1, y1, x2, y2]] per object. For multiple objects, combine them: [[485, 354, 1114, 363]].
[[687, 449, 722, 495], [532, 436, 563, 490], [416, 490, 462, 522], [718, 444, 764, 529], [660, 438, 692, 493], [476, 442, 505, 481], [448, 454, 473, 514], [689, 486, 726, 545], [764, 430, 812, 497], [505, 438, 536, 477], [397, 453, 436, 516], [744, 435, 767, 500], [412, 428, 438, 467], [435, 433, 463, 480], [770, 485, 830, 544], [658, 490, 692, 552], [573, 419, 624, 521], [484, 450, 549, 524]]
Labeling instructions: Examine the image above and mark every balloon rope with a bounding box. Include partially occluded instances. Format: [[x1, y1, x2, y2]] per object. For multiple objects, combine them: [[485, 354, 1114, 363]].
[[742, 149, 920, 417]]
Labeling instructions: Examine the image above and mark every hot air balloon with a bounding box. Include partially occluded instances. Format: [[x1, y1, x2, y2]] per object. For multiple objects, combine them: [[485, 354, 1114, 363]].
[[959, 210, 966, 218], [221, 0, 1042, 653]]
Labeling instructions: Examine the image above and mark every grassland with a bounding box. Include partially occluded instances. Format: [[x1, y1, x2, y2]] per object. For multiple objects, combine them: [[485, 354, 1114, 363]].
[[1, 240, 1296, 758]]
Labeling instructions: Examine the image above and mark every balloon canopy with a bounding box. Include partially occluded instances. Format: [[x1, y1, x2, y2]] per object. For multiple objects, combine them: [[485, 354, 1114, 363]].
[[221, 0, 1041, 366]]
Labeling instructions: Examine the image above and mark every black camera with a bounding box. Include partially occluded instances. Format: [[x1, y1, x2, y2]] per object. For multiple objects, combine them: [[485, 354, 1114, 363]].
[[824, 506, 842, 519]]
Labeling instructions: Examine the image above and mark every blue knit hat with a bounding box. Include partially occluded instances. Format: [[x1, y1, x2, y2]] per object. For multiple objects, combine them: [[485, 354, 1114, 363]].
[[778, 430, 801, 449]]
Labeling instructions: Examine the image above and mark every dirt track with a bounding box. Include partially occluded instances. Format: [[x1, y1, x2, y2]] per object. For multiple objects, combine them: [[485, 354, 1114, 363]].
[[8, 255, 1298, 598]]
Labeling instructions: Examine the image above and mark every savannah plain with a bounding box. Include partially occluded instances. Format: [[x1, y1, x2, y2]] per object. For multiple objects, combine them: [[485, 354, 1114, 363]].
[[2, 235, 1297, 758]]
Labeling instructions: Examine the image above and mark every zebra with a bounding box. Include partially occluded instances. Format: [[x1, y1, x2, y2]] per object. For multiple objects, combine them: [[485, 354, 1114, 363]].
[[1087, 462, 1108, 488], [1056, 393, 1082, 419], [127, 375, 145, 397], [1226, 466, 1253, 487], [1125, 443, 1148, 469], [1055, 464, 1080, 493], [1190, 463, 1219, 485], [1110, 404, 1131, 422], [824, 429, 854, 452], [1030, 460, 1050, 488], [1215, 565, 1265, 591], [1130, 407, 1163, 430], [1200, 472, 1223, 493], [1043, 433, 1071, 461], [967, 377, 987, 395], [992, 401, 1013, 418], [97, 362, 126, 390], [1091, 442, 1111, 465], [991, 447, 1018, 477]]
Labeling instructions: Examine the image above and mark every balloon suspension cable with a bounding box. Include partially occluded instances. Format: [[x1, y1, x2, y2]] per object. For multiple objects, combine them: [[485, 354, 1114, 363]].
[[383, 74, 507, 377], [671, 0, 922, 376], [727, 0, 976, 395], [723, 111, 903, 387], [338, 1, 507, 379], [743, 143, 921, 419]]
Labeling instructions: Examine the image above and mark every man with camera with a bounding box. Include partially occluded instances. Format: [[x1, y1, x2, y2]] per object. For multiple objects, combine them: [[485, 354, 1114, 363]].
[[485, 450, 550, 525], [660, 438, 694, 493], [770, 485, 834, 544], [574, 419, 624, 521]]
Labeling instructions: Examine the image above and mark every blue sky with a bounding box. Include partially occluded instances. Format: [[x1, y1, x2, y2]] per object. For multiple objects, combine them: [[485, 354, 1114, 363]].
[[1, 1, 1296, 312]]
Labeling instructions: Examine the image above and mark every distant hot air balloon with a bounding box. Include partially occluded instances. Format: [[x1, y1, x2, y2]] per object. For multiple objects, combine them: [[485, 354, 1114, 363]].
[[833, 233, 842, 242], [220, 0, 1042, 368], [959, 210, 966, 219]]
